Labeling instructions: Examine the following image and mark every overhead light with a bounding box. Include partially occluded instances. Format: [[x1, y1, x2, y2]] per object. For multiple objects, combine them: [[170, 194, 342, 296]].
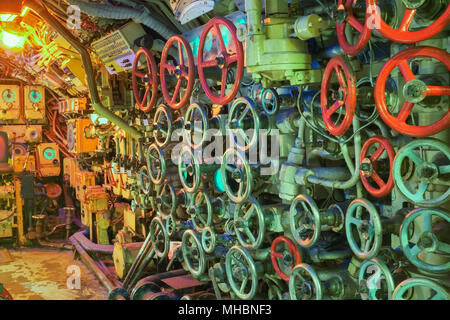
[[0, 14, 17, 22], [0, 30, 27, 49]]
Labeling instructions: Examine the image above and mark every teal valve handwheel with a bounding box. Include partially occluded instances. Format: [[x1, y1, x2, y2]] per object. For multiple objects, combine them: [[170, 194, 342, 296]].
[[156, 183, 176, 218], [146, 143, 166, 185], [345, 198, 383, 260], [184, 102, 209, 150], [227, 97, 261, 152], [139, 166, 152, 195], [43, 147, 56, 160], [358, 258, 395, 300], [201, 227, 216, 254], [392, 278, 450, 300], [225, 246, 259, 300], [221, 147, 253, 204], [393, 139, 450, 207], [187, 191, 212, 232], [289, 263, 323, 300], [400, 208, 450, 273], [178, 144, 201, 193], [149, 216, 169, 258], [2, 89, 16, 103], [289, 194, 321, 248], [153, 104, 173, 148], [182, 229, 206, 278], [234, 197, 265, 250]]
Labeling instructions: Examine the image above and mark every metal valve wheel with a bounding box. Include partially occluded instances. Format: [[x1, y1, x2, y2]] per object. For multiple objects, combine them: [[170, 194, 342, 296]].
[[375, 1, 450, 43], [358, 257, 396, 300], [178, 144, 201, 193], [132, 48, 158, 112], [289, 263, 323, 300], [146, 144, 166, 185], [184, 102, 209, 149], [156, 183, 176, 217], [221, 148, 253, 204], [201, 227, 216, 254], [225, 246, 259, 300], [138, 166, 152, 195], [197, 17, 244, 105], [335, 0, 374, 56], [165, 214, 177, 238], [400, 208, 450, 273], [260, 88, 280, 116], [182, 229, 207, 278], [187, 191, 213, 232], [160, 35, 195, 109], [345, 198, 383, 260], [153, 104, 173, 148], [228, 97, 261, 151], [271, 236, 302, 282], [392, 278, 450, 300], [374, 46, 450, 137], [320, 55, 357, 136], [360, 136, 395, 198], [289, 194, 322, 248], [393, 139, 450, 207], [149, 216, 170, 259], [234, 197, 266, 250]]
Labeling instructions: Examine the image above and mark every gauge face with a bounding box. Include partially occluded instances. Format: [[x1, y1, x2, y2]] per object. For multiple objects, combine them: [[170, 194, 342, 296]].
[[29, 90, 42, 103], [2, 89, 16, 103], [43, 147, 56, 161]]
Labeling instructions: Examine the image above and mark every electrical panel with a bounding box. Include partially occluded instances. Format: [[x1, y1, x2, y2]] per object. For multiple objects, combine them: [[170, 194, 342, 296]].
[[0, 85, 20, 121], [36, 143, 60, 177], [24, 86, 46, 121], [67, 118, 98, 154]]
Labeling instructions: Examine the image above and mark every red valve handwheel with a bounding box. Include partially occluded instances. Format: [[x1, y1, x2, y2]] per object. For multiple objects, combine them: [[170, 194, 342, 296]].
[[132, 48, 158, 112], [160, 35, 195, 109], [336, 0, 374, 56], [197, 17, 244, 106], [374, 46, 450, 137], [375, 1, 450, 43], [360, 136, 395, 198], [321, 55, 357, 136], [270, 236, 302, 282]]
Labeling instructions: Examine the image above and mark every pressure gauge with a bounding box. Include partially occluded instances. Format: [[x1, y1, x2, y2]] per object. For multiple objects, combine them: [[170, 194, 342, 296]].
[[2, 89, 16, 103], [43, 147, 56, 161], [29, 90, 42, 103]]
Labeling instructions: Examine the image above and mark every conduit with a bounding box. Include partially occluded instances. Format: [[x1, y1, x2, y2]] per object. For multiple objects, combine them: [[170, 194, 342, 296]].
[[24, 0, 143, 139]]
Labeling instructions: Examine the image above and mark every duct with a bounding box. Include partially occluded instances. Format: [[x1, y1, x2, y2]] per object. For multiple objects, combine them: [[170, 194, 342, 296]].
[[66, 0, 175, 40], [25, 0, 143, 140], [71, 231, 114, 254]]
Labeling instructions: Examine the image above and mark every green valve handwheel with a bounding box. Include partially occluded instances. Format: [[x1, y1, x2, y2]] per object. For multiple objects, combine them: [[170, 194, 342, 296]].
[[289, 194, 321, 248], [153, 104, 173, 148], [392, 278, 450, 300], [399, 208, 450, 273], [29, 90, 42, 103], [146, 144, 166, 185], [201, 227, 216, 254], [182, 229, 206, 278], [393, 139, 450, 207], [155, 183, 176, 218], [227, 97, 261, 152], [358, 258, 395, 300], [289, 263, 322, 300], [234, 197, 265, 250], [149, 217, 169, 259], [187, 191, 212, 232], [225, 246, 259, 300], [43, 147, 56, 161], [184, 102, 209, 150], [139, 166, 152, 195], [178, 144, 201, 193], [345, 198, 383, 260], [221, 148, 253, 204]]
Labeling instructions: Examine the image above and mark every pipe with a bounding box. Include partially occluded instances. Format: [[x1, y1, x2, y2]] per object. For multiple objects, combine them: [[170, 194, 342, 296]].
[[71, 231, 114, 254], [70, 235, 115, 292], [306, 116, 362, 189], [25, 0, 143, 140], [66, 0, 175, 40]]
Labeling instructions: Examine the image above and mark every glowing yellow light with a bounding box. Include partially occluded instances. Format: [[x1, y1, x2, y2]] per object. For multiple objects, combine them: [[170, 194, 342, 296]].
[[0, 14, 17, 22], [20, 7, 29, 17], [0, 30, 26, 49]]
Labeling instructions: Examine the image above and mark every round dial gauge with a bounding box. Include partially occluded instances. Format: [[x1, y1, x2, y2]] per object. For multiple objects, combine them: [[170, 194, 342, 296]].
[[2, 89, 16, 103]]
